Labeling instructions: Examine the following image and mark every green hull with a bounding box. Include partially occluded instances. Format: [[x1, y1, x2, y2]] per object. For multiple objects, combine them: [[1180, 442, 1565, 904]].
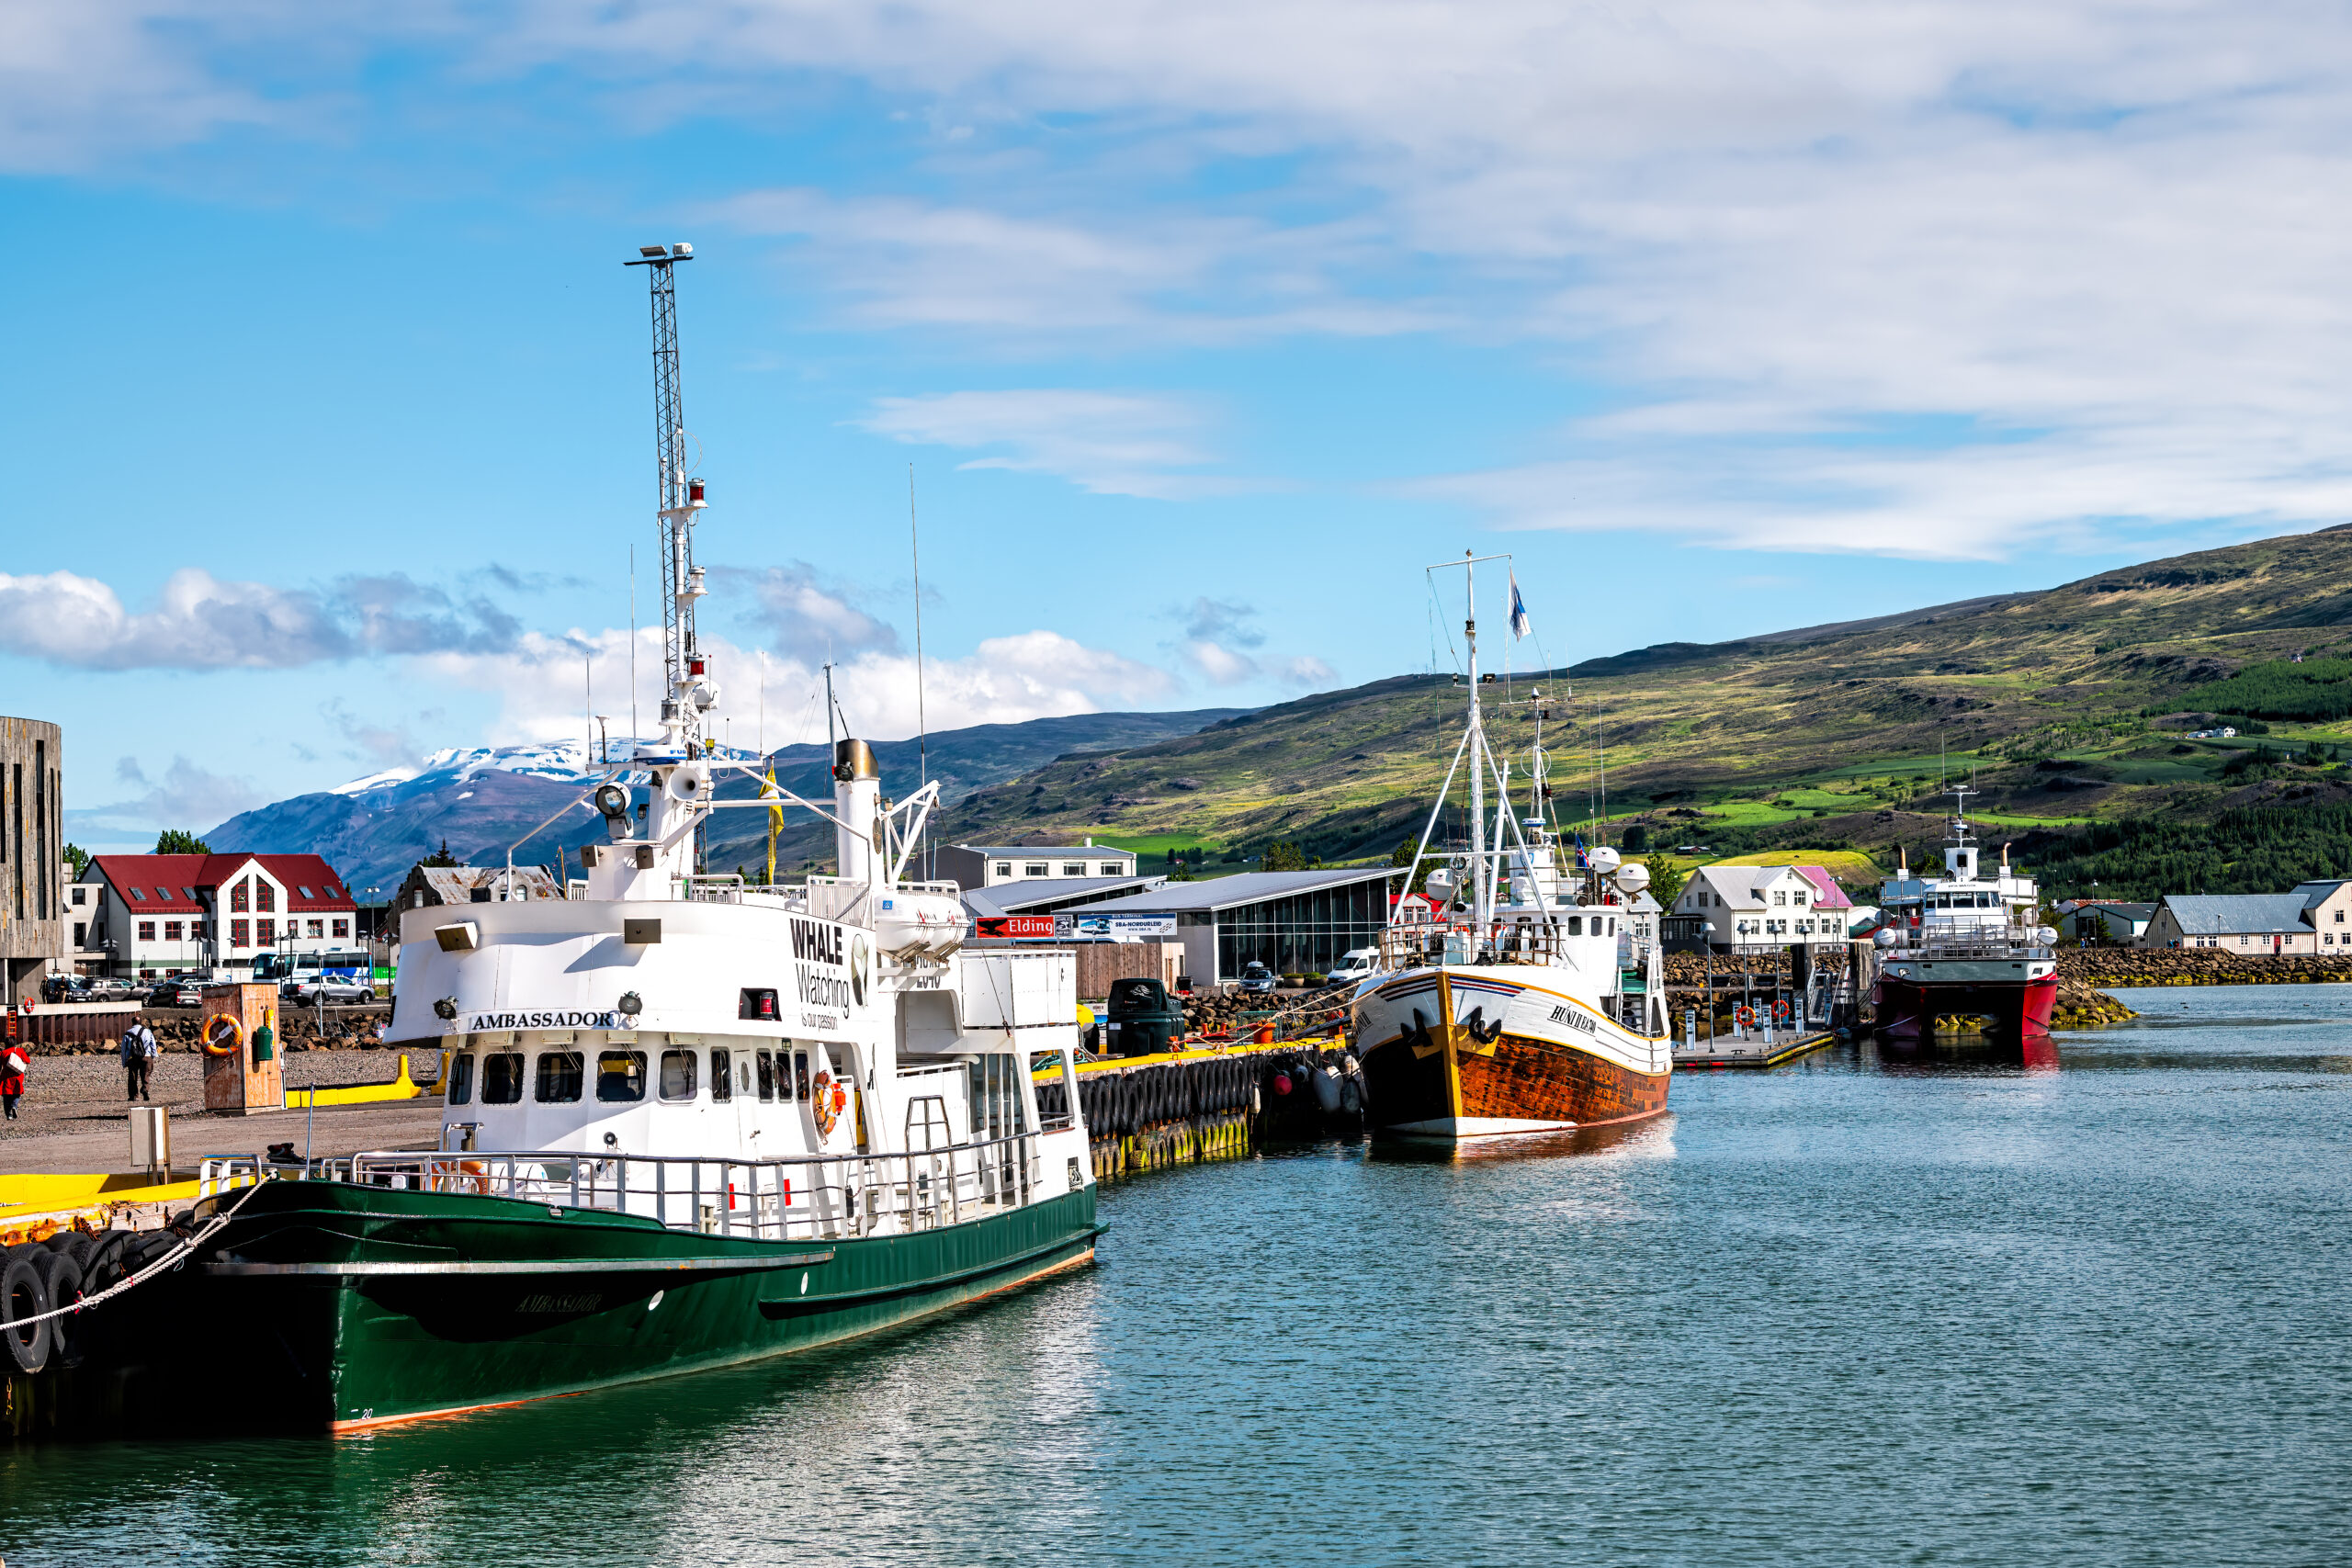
[[78, 1179, 1100, 1434]]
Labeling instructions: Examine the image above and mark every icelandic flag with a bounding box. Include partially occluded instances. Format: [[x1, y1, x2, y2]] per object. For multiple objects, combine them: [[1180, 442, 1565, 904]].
[[1509, 574, 1532, 639]]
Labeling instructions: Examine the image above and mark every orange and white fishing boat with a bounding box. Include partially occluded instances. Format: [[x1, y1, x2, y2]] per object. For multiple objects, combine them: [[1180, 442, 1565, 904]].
[[1351, 554, 1671, 1142]]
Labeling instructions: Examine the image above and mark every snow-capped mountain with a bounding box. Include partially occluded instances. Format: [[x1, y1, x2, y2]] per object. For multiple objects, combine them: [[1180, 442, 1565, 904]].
[[205, 709, 1248, 893]]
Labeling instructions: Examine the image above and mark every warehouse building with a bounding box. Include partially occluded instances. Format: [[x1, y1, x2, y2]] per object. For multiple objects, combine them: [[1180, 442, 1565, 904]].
[[1102, 867, 1400, 986], [938, 840, 1137, 890]]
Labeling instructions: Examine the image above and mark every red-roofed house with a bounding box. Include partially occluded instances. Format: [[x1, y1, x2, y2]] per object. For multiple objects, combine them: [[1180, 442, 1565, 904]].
[[74, 853, 357, 978]]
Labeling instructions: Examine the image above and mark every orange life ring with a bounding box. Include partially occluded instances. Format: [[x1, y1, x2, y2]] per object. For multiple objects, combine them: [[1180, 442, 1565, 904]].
[[201, 1013, 245, 1057], [810, 1070, 839, 1137]]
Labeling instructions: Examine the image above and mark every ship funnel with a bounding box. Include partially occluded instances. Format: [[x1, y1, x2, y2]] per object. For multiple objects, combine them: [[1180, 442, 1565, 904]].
[[832, 739, 881, 885]]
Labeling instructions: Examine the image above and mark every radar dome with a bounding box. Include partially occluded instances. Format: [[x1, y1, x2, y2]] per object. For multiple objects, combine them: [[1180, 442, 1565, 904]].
[[1872, 928, 1899, 948], [2034, 925, 2058, 945], [1614, 862, 1651, 894], [1424, 869, 1458, 904], [1588, 846, 1622, 875]]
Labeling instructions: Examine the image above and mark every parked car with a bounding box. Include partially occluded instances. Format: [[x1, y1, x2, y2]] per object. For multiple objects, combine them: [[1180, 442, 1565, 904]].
[[150, 978, 209, 1007], [1326, 948, 1383, 986], [286, 977, 376, 1006], [1237, 961, 1278, 995]]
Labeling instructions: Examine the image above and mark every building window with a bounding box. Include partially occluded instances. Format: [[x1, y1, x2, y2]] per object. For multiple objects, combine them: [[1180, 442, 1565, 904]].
[[256, 881, 275, 913], [333, 919, 349, 939], [231, 919, 249, 947], [995, 863, 1012, 877], [1025, 863, 1048, 877], [1100, 863, 1119, 876], [1063, 863, 1086, 877], [164, 921, 182, 940], [73, 921, 85, 945], [307, 919, 324, 939], [1772, 891, 1786, 907], [257, 919, 276, 945], [232, 882, 249, 913], [2239, 935, 2249, 946], [1793, 891, 1807, 906], [138, 920, 155, 942], [70, 886, 85, 906], [130, 886, 147, 902]]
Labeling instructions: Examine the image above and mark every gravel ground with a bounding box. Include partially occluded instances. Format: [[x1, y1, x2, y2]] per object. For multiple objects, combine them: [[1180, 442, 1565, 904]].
[[0, 1046, 440, 1146]]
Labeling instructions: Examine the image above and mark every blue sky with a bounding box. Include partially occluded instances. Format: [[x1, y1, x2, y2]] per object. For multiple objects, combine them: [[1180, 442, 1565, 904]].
[[6, 2, 2352, 850]]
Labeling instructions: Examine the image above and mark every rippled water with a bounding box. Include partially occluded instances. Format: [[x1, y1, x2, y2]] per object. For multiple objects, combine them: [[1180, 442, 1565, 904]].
[[6, 984, 2348, 1566]]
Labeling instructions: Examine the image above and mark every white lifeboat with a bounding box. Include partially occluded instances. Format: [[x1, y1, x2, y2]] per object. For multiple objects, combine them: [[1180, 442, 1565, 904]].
[[878, 888, 967, 961]]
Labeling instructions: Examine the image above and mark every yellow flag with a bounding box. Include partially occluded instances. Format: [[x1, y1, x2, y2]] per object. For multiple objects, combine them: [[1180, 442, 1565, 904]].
[[763, 767, 784, 886]]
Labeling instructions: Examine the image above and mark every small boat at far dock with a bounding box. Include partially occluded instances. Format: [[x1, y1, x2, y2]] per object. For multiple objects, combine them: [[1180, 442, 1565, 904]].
[[1350, 553, 1672, 1141], [1871, 788, 2059, 1043]]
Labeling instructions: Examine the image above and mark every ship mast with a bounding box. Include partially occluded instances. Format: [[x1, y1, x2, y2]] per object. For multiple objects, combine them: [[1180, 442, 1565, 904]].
[[1464, 551, 1488, 933], [624, 242, 712, 764]]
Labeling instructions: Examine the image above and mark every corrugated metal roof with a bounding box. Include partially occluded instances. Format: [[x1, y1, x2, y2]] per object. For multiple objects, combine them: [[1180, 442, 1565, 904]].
[[1106, 867, 1399, 913], [956, 845, 1137, 859], [960, 875, 1159, 917], [2159, 894, 2313, 935]]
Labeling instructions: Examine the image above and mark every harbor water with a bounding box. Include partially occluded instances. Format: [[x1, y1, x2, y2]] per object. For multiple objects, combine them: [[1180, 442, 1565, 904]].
[[4, 983, 2347, 1565]]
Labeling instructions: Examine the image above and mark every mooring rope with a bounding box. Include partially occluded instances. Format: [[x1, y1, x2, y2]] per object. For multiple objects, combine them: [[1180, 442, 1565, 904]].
[[5, 1174, 274, 1332]]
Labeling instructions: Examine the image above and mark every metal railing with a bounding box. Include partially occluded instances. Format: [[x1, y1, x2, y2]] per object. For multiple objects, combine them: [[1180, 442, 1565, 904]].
[[199, 1132, 1057, 1243], [1378, 921, 1654, 971]]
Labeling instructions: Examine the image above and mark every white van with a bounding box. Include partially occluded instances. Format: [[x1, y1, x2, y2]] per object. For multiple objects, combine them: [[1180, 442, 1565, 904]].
[[1327, 947, 1383, 985]]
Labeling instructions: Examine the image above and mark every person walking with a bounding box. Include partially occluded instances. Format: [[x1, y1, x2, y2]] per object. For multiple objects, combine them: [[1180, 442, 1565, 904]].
[[120, 1018, 158, 1102], [1, 1041, 26, 1120]]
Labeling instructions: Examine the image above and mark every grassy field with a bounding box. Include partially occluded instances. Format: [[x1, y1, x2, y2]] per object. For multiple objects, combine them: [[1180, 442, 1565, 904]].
[[1708, 849, 1885, 881], [919, 526, 2352, 896]]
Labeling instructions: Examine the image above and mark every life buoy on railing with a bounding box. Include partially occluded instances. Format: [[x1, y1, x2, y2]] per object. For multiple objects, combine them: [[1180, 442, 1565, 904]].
[[810, 1071, 841, 1138], [1736, 1005, 1756, 1030], [201, 1014, 245, 1057]]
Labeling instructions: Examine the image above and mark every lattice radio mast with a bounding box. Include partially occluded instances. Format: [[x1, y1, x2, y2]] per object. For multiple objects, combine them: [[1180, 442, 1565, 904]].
[[624, 242, 710, 760]]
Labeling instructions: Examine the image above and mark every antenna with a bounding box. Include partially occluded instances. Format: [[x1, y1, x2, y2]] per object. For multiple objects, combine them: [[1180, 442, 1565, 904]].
[[624, 242, 708, 761], [910, 464, 932, 881]]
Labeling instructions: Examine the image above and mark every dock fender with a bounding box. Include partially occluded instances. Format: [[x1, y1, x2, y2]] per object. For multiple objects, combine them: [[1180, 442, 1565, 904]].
[[3, 1253, 52, 1375], [1310, 1062, 1340, 1114]]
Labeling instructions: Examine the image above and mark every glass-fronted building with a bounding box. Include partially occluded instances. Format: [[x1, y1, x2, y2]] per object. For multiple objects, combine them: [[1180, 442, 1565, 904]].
[[1105, 868, 1401, 984]]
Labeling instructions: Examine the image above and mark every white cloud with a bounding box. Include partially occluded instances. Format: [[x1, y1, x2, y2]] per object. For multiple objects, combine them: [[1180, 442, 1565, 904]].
[[77, 755, 266, 837], [17, 3, 2352, 554], [414, 624, 1182, 750], [859, 389, 1229, 498], [0, 568, 519, 670], [719, 564, 900, 663]]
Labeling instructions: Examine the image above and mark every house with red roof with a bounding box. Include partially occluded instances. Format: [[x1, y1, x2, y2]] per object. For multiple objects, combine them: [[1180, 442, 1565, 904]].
[[70, 852, 357, 978]]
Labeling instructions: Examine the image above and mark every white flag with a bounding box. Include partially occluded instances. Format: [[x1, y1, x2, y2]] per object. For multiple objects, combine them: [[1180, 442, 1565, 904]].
[[1508, 574, 1532, 639]]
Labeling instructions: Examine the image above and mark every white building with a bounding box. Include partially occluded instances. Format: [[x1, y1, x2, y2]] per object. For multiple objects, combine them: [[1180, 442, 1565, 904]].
[[79, 852, 358, 978], [938, 840, 1138, 890], [1669, 863, 1846, 951]]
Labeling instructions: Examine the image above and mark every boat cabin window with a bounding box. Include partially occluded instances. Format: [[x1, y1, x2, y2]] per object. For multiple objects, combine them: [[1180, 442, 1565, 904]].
[[597, 1051, 647, 1102], [536, 1051, 583, 1103], [659, 1050, 697, 1101], [779, 1044, 798, 1100], [481, 1052, 524, 1104], [447, 1053, 475, 1105], [709, 1048, 732, 1102], [1566, 916, 1582, 935], [756, 1049, 777, 1102], [794, 1050, 810, 1100]]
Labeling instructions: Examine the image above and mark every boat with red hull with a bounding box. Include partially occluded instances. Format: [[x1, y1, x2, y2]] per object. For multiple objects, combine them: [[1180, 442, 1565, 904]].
[[1871, 790, 2060, 1045]]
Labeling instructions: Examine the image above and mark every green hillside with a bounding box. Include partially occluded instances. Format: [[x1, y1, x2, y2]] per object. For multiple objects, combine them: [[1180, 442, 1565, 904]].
[[911, 525, 2352, 892]]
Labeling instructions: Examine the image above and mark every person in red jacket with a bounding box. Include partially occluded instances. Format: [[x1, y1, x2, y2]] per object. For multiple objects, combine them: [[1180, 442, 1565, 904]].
[[0, 1042, 27, 1120]]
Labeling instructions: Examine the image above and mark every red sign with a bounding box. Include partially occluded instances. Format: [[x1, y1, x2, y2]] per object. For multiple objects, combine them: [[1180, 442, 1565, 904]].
[[976, 916, 1057, 940]]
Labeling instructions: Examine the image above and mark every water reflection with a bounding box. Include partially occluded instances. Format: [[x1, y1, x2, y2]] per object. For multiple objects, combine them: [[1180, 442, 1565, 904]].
[[1366, 1115, 1674, 1166]]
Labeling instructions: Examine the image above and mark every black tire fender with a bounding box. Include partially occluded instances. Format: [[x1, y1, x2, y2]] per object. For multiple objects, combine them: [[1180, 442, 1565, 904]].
[[31, 1250, 85, 1370], [2, 1255, 52, 1375]]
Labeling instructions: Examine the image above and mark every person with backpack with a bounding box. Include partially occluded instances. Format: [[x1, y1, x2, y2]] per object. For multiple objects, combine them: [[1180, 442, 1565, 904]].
[[1, 1041, 26, 1120], [120, 1018, 158, 1102]]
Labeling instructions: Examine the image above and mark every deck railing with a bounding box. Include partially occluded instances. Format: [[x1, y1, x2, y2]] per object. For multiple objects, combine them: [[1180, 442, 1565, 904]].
[[198, 1130, 1072, 1244]]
